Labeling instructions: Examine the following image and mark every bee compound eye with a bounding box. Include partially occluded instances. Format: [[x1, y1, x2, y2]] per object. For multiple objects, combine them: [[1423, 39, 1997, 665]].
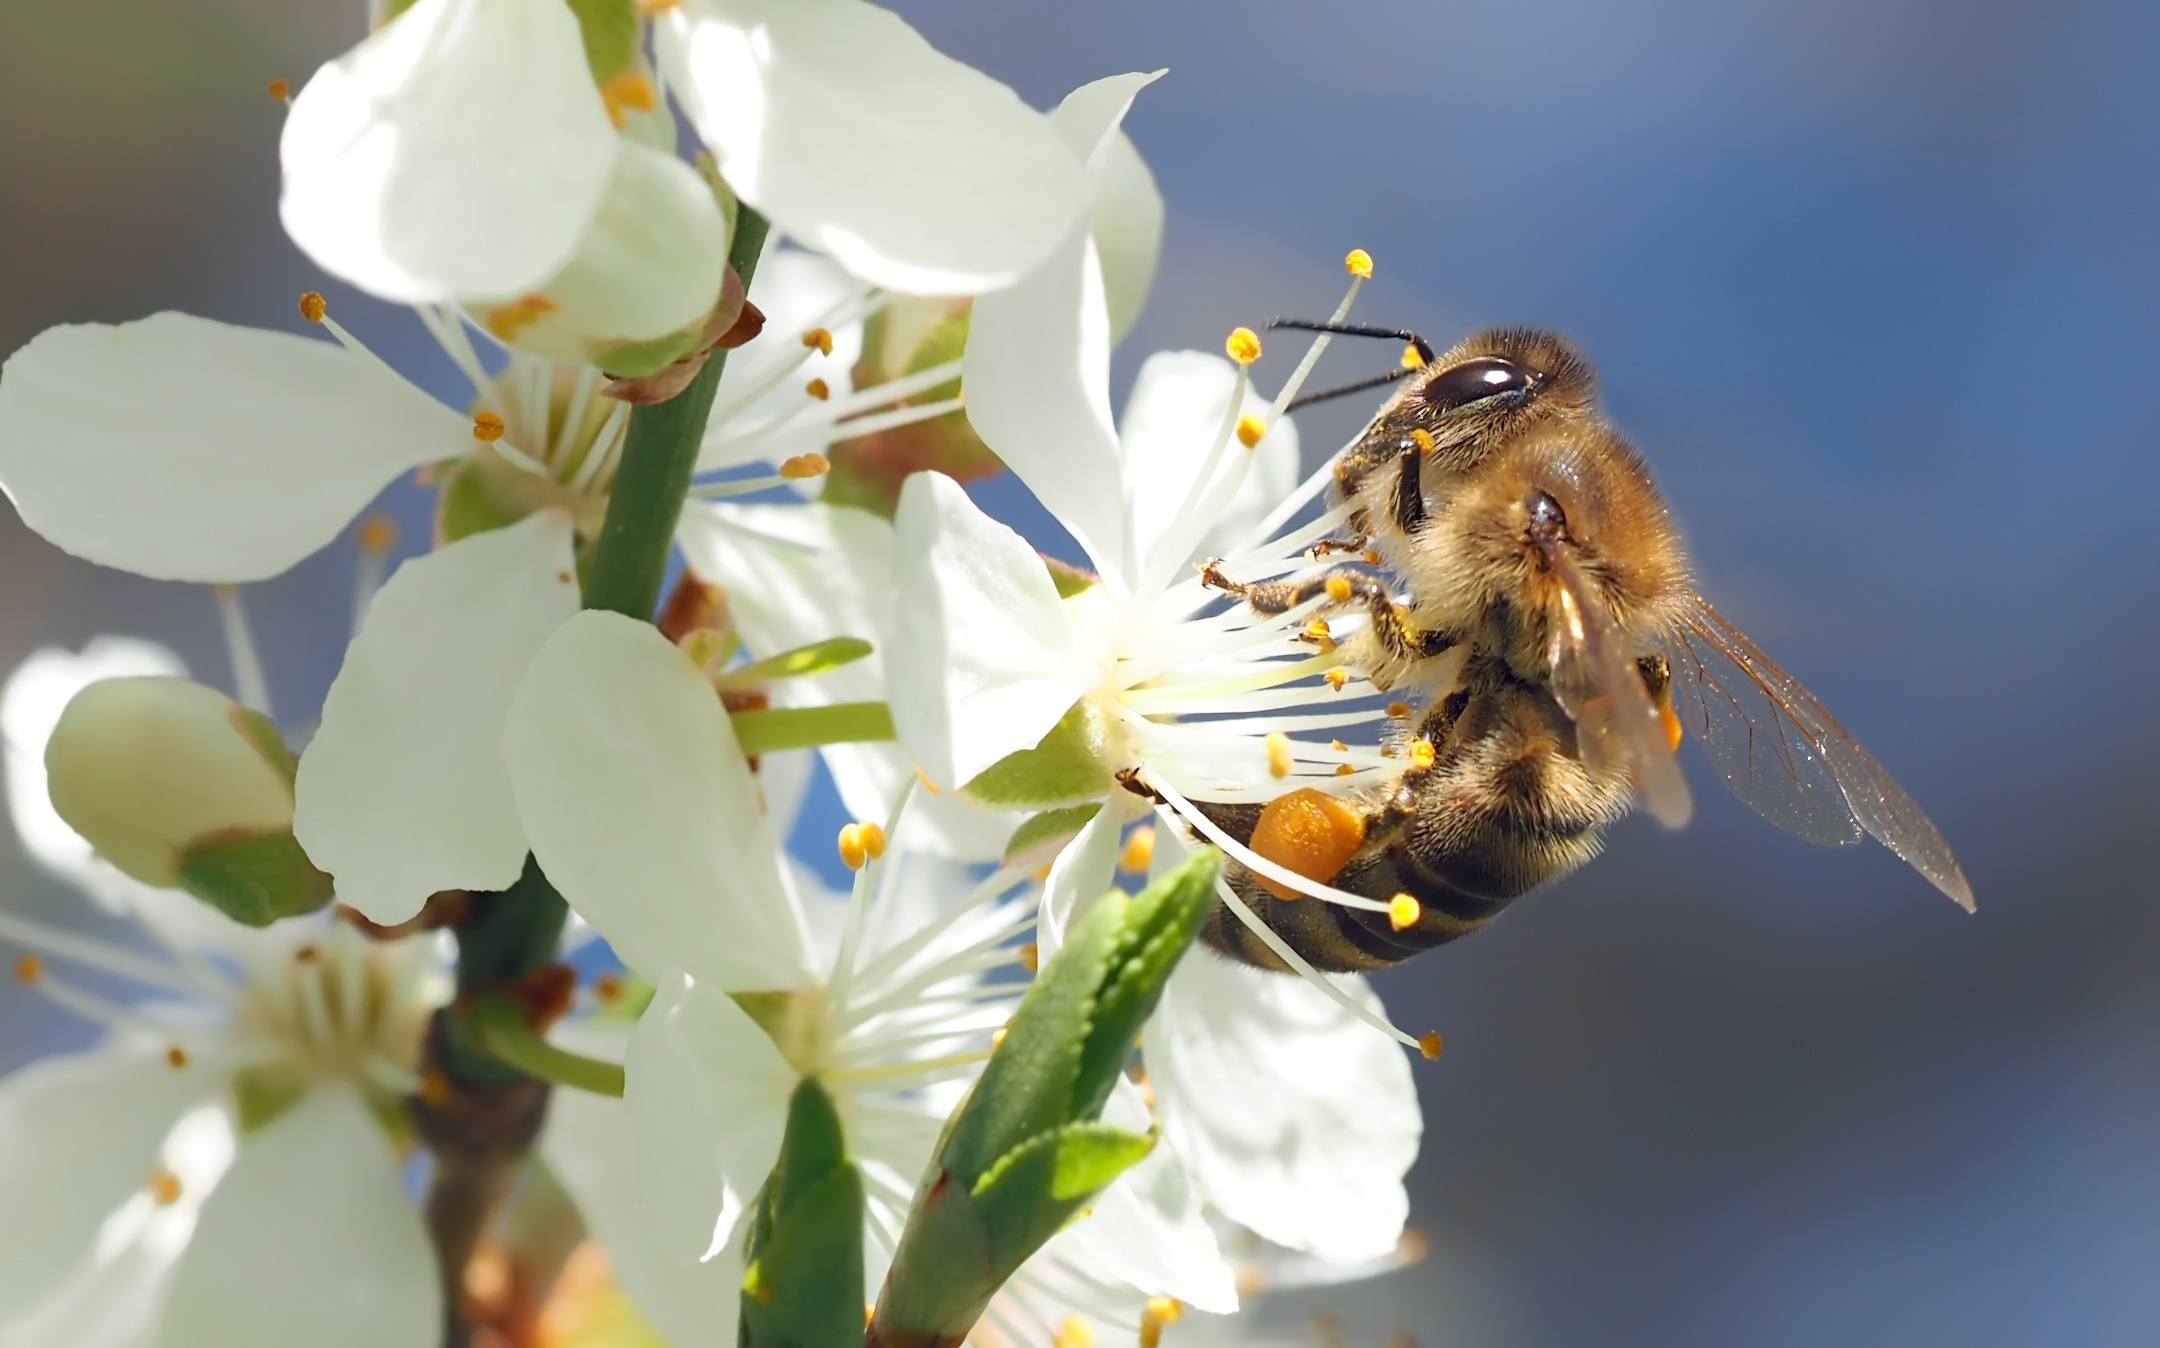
[[1420, 357, 1531, 411]]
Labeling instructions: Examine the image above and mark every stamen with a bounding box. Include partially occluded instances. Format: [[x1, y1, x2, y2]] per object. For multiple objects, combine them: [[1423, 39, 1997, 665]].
[[838, 824, 872, 871], [211, 583, 274, 718], [0, 910, 195, 994], [1387, 701, 1411, 718], [801, 327, 835, 355], [594, 973, 626, 1006], [1144, 773, 1390, 913], [298, 291, 326, 323], [148, 1167, 183, 1206], [1325, 669, 1349, 691], [826, 780, 915, 1017], [486, 295, 559, 343], [599, 71, 657, 129], [472, 411, 506, 442], [1054, 1318, 1096, 1348], [1118, 825, 1156, 875], [804, 377, 831, 401], [1140, 1298, 1184, 1348], [1388, 893, 1420, 930], [1344, 248, 1374, 279], [1016, 942, 1039, 973], [1420, 1030, 1443, 1060], [1209, 874, 1420, 1049], [1235, 412, 1267, 448], [1265, 732, 1294, 779], [13, 953, 41, 983], [913, 765, 942, 794], [353, 512, 397, 637], [267, 78, 291, 104], [782, 452, 830, 479], [166, 1044, 189, 1069], [1224, 327, 1263, 365]]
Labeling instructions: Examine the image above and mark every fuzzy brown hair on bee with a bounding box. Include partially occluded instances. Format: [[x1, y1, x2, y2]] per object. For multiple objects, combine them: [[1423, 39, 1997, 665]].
[[1177, 330, 1973, 978]]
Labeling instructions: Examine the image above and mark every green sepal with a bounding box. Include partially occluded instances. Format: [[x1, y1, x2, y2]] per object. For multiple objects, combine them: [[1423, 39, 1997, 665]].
[[739, 1078, 865, 1348], [718, 637, 874, 689], [588, 317, 710, 380], [229, 706, 295, 789], [1001, 804, 1102, 870], [961, 703, 1117, 809], [174, 830, 333, 927], [564, 0, 640, 83], [1043, 555, 1099, 599]]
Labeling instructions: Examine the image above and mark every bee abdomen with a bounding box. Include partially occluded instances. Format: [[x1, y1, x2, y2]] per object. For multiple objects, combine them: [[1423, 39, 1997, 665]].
[[1202, 849, 1512, 974]]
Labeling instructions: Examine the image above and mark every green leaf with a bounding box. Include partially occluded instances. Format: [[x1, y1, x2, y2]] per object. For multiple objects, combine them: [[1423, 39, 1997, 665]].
[[1001, 804, 1102, 869], [967, 1122, 1155, 1283], [961, 702, 1118, 808], [1070, 849, 1220, 1121], [739, 1079, 865, 1348], [718, 637, 875, 689]]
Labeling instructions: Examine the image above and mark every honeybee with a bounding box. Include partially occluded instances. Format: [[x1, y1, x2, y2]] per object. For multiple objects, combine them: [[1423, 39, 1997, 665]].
[[1189, 326, 1972, 974]]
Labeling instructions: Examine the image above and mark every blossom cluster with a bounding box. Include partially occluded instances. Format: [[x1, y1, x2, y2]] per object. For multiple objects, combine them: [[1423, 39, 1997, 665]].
[[0, 2, 1432, 1344]]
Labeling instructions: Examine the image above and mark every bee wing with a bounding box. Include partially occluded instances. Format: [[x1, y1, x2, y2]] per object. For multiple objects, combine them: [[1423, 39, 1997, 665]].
[[1663, 595, 1973, 910], [1542, 544, 1694, 829]]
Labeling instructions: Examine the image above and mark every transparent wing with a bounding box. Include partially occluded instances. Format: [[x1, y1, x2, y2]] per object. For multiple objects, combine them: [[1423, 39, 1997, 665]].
[[1543, 545, 1693, 828], [1663, 595, 1973, 910]]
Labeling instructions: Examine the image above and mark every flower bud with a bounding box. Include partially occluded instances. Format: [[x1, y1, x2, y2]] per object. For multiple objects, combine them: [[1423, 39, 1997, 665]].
[[467, 141, 732, 377], [45, 678, 331, 926], [823, 296, 1000, 516]]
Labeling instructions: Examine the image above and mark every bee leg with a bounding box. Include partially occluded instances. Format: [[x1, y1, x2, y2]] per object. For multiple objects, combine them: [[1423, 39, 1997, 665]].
[[1199, 562, 1459, 664], [1307, 536, 1372, 559], [1391, 441, 1426, 536]]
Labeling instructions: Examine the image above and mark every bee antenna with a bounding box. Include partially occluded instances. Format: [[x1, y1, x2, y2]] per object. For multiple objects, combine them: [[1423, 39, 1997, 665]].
[[1283, 366, 1415, 413], [1265, 318, 1436, 365]]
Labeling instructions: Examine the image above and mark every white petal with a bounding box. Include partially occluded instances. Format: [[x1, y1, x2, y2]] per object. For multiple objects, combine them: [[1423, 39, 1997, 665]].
[[1037, 790, 1136, 959], [478, 142, 730, 368], [887, 473, 1097, 791], [703, 250, 865, 471], [623, 973, 793, 1264], [962, 72, 1160, 583], [1150, 953, 1421, 1263], [2, 639, 185, 907], [279, 0, 620, 303], [0, 1040, 209, 1313], [160, 1087, 437, 1348], [0, 314, 467, 582], [678, 501, 1019, 859], [294, 510, 579, 924], [1048, 1077, 1237, 1313], [657, 0, 1087, 295], [504, 610, 812, 988], [541, 1029, 742, 1345], [1093, 129, 1164, 346], [1118, 349, 1300, 579]]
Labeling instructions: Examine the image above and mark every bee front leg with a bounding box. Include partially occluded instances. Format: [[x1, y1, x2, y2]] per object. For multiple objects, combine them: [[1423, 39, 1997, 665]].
[[1199, 562, 1458, 665]]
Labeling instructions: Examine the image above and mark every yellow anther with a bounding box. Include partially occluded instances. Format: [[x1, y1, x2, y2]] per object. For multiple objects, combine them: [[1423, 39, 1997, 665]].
[[1235, 412, 1267, 448], [1140, 1296, 1185, 1348], [991, 1025, 1008, 1048], [1363, 548, 1383, 565], [1330, 739, 1348, 752], [1344, 248, 1374, 279], [780, 452, 831, 479], [913, 764, 942, 794], [358, 513, 398, 555], [1408, 738, 1436, 770], [804, 377, 831, 401], [295, 943, 321, 963], [1118, 825, 1156, 875], [485, 294, 558, 342], [1419, 1030, 1444, 1061], [471, 411, 506, 443], [1224, 327, 1263, 365], [1324, 668, 1349, 691], [801, 327, 835, 356], [1401, 342, 1425, 370], [1032, 861, 1054, 884], [859, 821, 887, 861], [419, 1070, 453, 1107], [1335, 762, 1356, 776], [599, 71, 658, 129], [1017, 942, 1039, 974], [267, 78, 291, 103], [12, 954, 40, 983], [1054, 1318, 1096, 1348], [149, 1167, 183, 1207], [594, 973, 626, 1005], [298, 291, 327, 323], [166, 1044, 189, 1069], [1306, 619, 1332, 640], [837, 823, 870, 870], [1386, 701, 1411, 719], [1265, 731, 1294, 779], [1324, 576, 1354, 604], [1389, 893, 1421, 930], [1410, 427, 1437, 454]]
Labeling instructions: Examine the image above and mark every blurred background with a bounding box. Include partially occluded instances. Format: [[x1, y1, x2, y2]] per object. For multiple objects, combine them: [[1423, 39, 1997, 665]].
[[3, 1, 2157, 1344]]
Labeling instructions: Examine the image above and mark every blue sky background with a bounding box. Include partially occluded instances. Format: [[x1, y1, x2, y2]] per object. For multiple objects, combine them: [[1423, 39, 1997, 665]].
[[3, 1, 2157, 1344]]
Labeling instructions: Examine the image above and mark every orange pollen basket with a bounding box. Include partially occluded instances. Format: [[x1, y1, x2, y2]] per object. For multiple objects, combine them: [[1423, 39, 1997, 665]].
[[1248, 787, 1368, 901]]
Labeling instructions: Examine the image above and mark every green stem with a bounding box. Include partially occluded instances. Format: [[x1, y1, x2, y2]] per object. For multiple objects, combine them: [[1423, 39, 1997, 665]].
[[464, 994, 627, 1098], [441, 856, 568, 1089], [581, 208, 773, 619], [732, 701, 895, 756]]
